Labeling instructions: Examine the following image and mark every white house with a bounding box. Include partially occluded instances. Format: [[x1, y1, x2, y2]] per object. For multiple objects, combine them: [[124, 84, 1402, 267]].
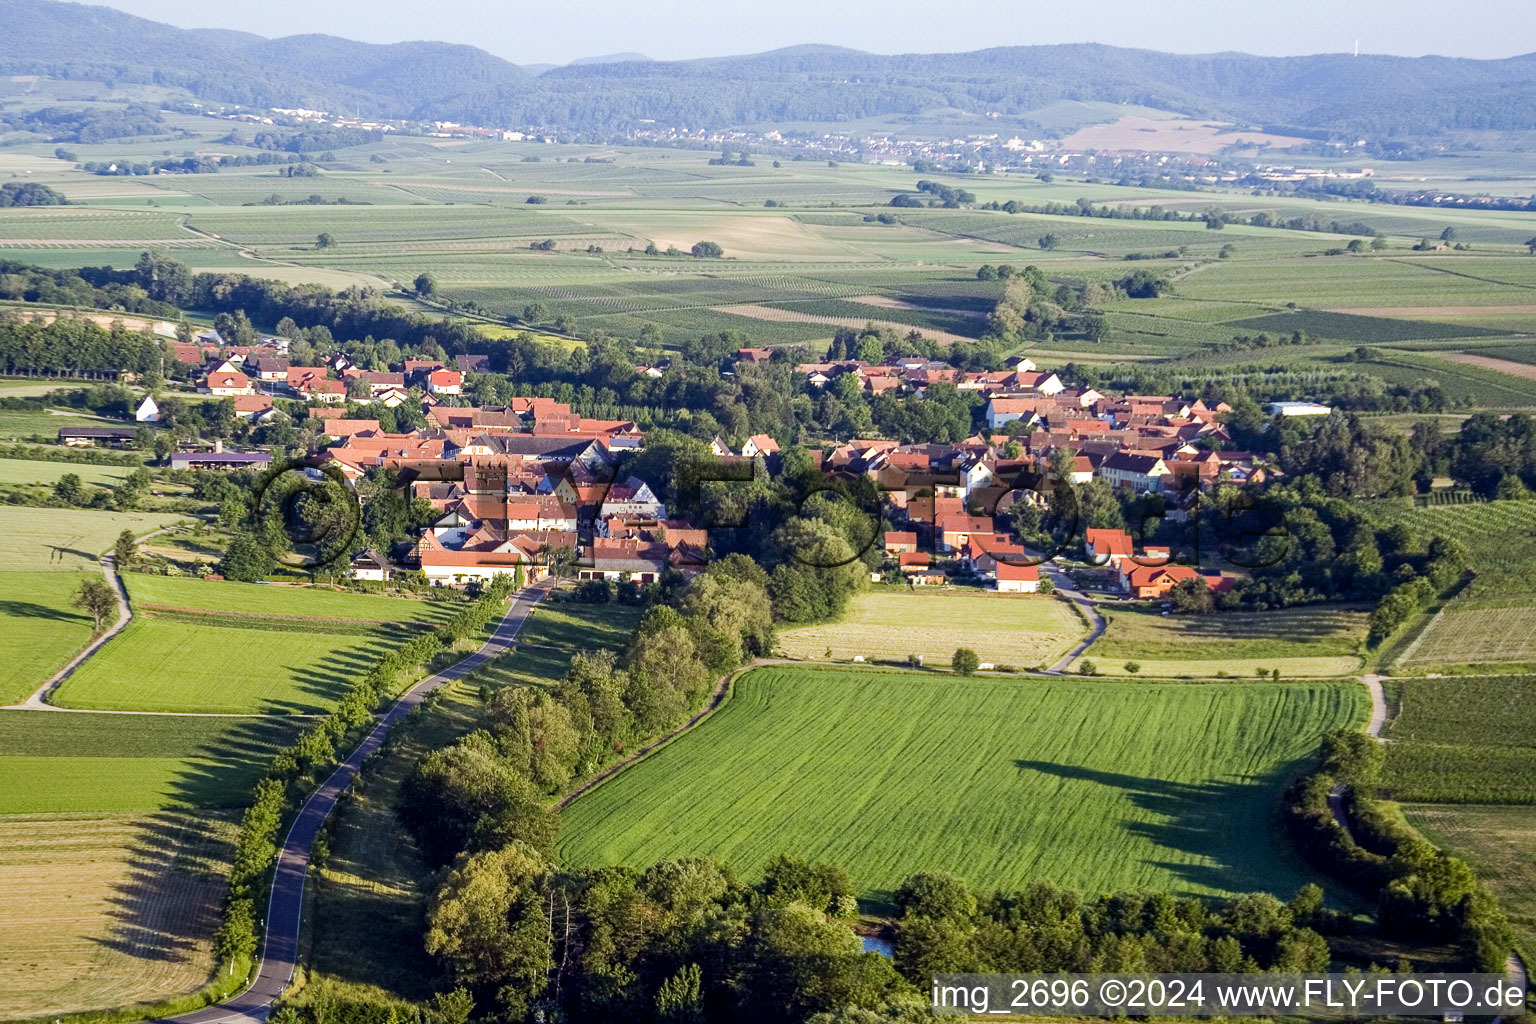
[[134, 395, 159, 423], [984, 397, 1043, 431], [349, 550, 390, 582], [994, 561, 1040, 593], [1098, 452, 1171, 494], [1268, 401, 1332, 417]]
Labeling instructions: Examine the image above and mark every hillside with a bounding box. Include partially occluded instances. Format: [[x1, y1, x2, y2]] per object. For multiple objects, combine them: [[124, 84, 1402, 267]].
[[2, 0, 1534, 135]]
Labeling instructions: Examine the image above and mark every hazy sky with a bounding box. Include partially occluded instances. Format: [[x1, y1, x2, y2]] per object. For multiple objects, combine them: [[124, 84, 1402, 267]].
[[91, 0, 1536, 64]]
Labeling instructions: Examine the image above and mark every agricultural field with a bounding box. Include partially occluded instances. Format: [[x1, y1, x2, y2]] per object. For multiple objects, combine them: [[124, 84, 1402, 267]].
[[123, 574, 465, 624], [1074, 605, 1368, 677], [1365, 498, 1536, 600], [0, 810, 237, 1020], [0, 711, 305, 814], [775, 588, 1085, 667], [0, 571, 96, 705], [1381, 675, 1536, 804], [558, 667, 1364, 905], [456, 598, 643, 693], [0, 457, 136, 486], [1405, 804, 1536, 956], [0, 505, 189, 571], [1396, 602, 1536, 667], [52, 616, 391, 714]]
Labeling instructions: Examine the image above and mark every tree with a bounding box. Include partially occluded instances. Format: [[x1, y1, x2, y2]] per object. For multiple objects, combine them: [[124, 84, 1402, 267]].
[[315, 232, 334, 249], [53, 472, 85, 504], [951, 647, 980, 676], [1169, 577, 1214, 614], [1124, 661, 1141, 674], [113, 528, 136, 570], [691, 240, 724, 258], [72, 576, 116, 633], [220, 534, 274, 583], [1037, 233, 1058, 250], [1078, 659, 1098, 676], [413, 272, 437, 298]]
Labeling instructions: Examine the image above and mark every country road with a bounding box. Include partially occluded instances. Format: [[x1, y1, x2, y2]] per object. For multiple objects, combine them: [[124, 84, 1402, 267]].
[[1045, 567, 1106, 674], [158, 580, 551, 1024]]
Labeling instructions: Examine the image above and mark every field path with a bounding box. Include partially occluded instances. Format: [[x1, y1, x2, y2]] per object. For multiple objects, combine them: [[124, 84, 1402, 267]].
[[1361, 673, 1388, 739], [160, 580, 552, 1024], [1045, 568, 1106, 674]]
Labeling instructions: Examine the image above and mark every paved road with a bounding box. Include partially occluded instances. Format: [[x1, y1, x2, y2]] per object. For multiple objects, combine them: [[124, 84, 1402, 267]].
[[1044, 567, 1106, 674], [159, 580, 552, 1024]]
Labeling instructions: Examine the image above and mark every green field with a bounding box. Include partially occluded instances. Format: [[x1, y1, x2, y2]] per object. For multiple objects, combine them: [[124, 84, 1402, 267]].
[[776, 589, 1085, 667], [1398, 602, 1536, 667], [0, 711, 304, 813], [124, 575, 464, 624], [0, 505, 188, 571], [1364, 499, 1536, 599], [52, 616, 390, 714], [1076, 605, 1367, 677], [1382, 675, 1536, 804], [0, 571, 96, 705], [558, 667, 1363, 905], [0, 458, 136, 486]]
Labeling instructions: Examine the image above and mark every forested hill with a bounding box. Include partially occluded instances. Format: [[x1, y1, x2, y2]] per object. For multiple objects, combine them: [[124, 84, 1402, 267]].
[[4, 0, 1534, 137]]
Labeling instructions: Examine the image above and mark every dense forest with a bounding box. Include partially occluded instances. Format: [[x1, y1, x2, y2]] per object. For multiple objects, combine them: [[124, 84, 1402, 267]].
[[3, 0, 1534, 136]]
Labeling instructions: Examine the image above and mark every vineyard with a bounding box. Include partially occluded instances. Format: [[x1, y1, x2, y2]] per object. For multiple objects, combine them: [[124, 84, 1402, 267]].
[[1382, 675, 1536, 804]]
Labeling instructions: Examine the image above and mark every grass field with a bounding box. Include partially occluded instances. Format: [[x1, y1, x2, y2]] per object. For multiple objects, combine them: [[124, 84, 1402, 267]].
[[52, 616, 390, 714], [0, 711, 305, 813], [0, 505, 189, 571], [776, 589, 1085, 667], [1405, 803, 1536, 957], [0, 570, 96, 705], [558, 666, 1364, 906], [1382, 675, 1536, 804], [0, 810, 237, 1020], [1074, 605, 1367, 677], [123, 575, 465, 624], [0, 458, 136, 486]]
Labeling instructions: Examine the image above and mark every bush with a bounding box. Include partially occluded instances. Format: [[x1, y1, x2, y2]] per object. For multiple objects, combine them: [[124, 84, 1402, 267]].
[[951, 647, 980, 676], [1078, 659, 1098, 676]]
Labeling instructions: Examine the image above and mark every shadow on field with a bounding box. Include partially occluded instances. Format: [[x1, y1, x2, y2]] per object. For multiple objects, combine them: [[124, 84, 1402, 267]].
[[283, 645, 385, 710], [0, 598, 90, 624], [164, 717, 310, 809], [94, 810, 230, 970], [1014, 759, 1303, 894]]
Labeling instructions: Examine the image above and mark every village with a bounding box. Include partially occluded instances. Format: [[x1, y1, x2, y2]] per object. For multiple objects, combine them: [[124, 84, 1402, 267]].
[[48, 329, 1312, 602]]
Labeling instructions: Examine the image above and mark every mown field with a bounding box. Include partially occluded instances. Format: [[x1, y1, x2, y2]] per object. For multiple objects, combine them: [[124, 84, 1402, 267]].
[[455, 599, 642, 693], [0, 458, 136, 486], [559, 667, 1364, 905], [776, 588, 1084, 667], [1074, 605, 1367, 677], [0, 505, 188, 571], [0, 810, 237, 1020], [1382, 675, 1536, 804]]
